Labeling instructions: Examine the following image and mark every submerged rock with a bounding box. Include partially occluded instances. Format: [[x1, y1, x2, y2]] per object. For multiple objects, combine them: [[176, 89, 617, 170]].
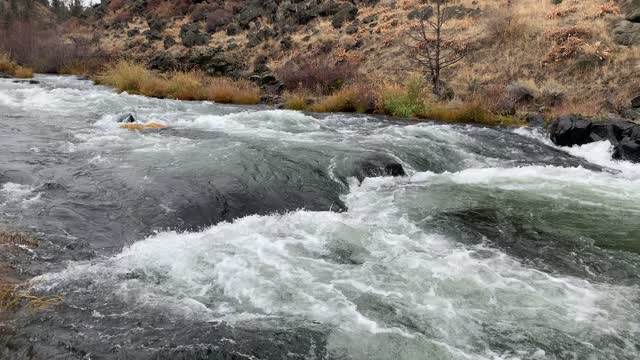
[[116, 113, 136, 123], [354, 157, 406, 182]]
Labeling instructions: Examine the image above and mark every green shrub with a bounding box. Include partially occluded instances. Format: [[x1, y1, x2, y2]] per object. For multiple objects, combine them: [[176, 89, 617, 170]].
[[381, 78, 427, 118]]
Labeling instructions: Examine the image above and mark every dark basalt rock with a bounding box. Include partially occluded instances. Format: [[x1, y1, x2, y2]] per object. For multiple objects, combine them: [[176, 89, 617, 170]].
[[163, 36, 177, 49], [548, 115, 640, 162], [613, 137, 640, 162], [354, 158, 407, 182], [631, 95, 640, 109], [548, 115, 593, 147], [613, 20, 640, 46], [116, 113, 136, 123]]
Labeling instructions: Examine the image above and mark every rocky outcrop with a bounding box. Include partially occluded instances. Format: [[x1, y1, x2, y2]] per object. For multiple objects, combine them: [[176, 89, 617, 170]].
[[548, 115, 594, 146], [548, 114, 640, 162]]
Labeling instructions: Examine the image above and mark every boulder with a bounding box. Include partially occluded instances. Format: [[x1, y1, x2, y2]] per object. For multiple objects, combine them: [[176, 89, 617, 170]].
[[548, 115, 640, 162], [163, 36, 177, 49], [621, 0, 640, 22], [631, 95, 640, 109], [590, 121, 637, 144], [180, 24, 210, 47], [548, 115, 593, 146], [613, 20, 640, 46], [613, 137, 640, 162]]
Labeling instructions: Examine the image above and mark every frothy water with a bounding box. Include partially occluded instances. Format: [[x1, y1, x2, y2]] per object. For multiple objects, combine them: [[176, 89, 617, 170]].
[[2, 76, 640, 359]]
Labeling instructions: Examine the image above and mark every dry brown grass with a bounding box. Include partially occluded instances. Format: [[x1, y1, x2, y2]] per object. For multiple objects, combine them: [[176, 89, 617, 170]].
[[97, 61, 261, 104], [0, 229, 60, 315], [0, 229, 39, 248], [206, 77, 261, 105], [13, 66, 34, 79], [0, 52, 16, 74], [0, 52, 34, 78], [1, 282, 63, 313]]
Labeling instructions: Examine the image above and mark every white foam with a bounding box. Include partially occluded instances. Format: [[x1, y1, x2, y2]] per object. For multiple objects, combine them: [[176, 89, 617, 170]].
[[34, 165, 640, 358], [0, 182, 41, 207], [514, 127, 640, 179]]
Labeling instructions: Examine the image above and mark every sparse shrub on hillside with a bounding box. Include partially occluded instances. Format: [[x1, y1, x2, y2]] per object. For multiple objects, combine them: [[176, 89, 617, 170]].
[[275, 53, 358, 95], [147, 0, 192, 18], [485, 6, 531, 43], [206, 9, 234, 33], [0, 20, 103, 73]]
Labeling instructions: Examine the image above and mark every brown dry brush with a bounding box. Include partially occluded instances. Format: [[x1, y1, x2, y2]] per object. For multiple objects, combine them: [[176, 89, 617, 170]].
[[0, 229, 62, 314], [0, 20, 105, 74]]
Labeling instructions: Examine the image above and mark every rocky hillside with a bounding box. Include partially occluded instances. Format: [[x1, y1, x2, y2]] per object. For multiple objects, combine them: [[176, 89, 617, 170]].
[[85, 0, 639, 117]]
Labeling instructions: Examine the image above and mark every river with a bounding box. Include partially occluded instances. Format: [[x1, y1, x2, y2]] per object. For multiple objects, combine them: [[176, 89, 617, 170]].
[[1, 75, 639, 359]]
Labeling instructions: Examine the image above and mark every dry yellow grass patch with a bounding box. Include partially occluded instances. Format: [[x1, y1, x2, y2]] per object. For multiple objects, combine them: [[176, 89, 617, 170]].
[[13, 66, 34, 79], [0, 52, 34, 78], [97, 61, 261, 104], [205, 77, 261, 105], [1, 282, 63, 313], [0, 52, 17, 74]]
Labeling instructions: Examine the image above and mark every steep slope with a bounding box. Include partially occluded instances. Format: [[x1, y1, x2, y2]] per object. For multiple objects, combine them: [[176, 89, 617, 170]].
[[90, 0, 639, 116]]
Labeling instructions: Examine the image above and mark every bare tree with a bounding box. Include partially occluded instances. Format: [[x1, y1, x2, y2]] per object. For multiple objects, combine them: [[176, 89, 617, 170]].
[[404, 0, 474, 96]]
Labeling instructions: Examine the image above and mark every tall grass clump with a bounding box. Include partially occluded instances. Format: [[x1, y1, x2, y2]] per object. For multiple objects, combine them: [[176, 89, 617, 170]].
[[0, 52, 34, 78], [168, 71, 206, 100], [0, 52, 17, 74], [13, 66, 34, 79], [311, 83, 376, 113], [98, 61, 151, 93], [205, 77, 261, 105], [381, 78, 427, 118]]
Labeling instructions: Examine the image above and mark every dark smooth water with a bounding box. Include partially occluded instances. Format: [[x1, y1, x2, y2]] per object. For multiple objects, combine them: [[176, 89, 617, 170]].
[[1, 75, 639, 359]]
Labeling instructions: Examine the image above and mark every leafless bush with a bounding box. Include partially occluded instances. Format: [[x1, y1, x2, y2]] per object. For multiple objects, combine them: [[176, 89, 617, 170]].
[[0, 21, 104, 73], [275, 53, 358, 95]]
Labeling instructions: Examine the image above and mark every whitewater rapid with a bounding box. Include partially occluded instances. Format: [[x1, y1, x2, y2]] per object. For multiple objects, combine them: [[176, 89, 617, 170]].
[[2, 75, 640, 359]]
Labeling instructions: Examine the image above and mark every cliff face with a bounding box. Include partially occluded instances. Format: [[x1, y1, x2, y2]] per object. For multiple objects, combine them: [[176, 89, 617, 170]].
[[89, 0, 638, 115]]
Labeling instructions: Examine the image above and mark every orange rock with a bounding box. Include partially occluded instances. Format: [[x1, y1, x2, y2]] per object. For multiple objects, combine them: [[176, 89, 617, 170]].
[[119, 123, 167, 131]]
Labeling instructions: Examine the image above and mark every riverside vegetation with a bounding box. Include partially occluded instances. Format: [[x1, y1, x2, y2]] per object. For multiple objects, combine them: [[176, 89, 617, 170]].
[[0, 0, 639, 124]]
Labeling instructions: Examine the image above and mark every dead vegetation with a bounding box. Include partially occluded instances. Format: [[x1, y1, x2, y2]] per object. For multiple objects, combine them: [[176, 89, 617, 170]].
[[0, 229, 61, 315]]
